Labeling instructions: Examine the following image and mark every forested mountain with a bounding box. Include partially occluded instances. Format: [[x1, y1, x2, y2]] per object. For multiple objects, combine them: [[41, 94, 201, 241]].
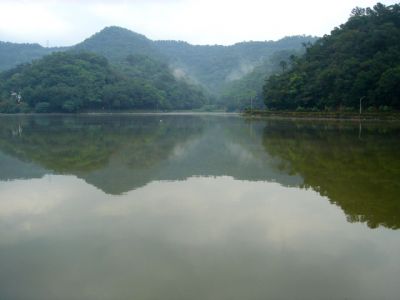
[[0, 52, 207, 113], [72, 26, 315, 95], [0, 26, 315, 111], [263, 3, 400, 111]]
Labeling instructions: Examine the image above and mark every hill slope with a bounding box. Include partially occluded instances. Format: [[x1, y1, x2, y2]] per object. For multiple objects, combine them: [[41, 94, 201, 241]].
[[0, 52, 207, 113], [263, 3, 400, 111]]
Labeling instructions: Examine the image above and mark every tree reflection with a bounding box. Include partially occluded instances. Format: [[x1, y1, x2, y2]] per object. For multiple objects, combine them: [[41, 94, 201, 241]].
[[262, 120, 400, 229], [0, 115, 204, 191], [0, 115, 300, 194]]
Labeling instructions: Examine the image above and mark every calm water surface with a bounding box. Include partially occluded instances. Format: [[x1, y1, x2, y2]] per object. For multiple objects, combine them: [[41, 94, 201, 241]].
[[0, 114, 399, 300]]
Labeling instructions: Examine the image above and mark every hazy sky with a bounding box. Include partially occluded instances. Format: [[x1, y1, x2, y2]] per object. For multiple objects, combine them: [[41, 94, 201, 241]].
[[0, 0, 398, 46]]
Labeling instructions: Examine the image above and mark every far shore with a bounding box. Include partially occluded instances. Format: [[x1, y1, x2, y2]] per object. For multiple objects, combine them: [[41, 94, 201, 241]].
[[0, 111, 240, 117], [243, 110, 400, 121], [1, 110, 400, 122]]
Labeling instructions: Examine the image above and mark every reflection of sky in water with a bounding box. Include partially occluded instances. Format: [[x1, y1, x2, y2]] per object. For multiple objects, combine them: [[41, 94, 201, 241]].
[[0, 115, 399, 299], [0, 175, 399, 300]]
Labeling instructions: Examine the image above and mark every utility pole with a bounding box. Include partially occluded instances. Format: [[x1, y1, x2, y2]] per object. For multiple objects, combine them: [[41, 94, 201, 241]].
[[359, 96, 366, 115]]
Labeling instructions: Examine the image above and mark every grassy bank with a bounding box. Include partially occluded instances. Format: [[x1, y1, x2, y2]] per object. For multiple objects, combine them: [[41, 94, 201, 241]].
[[243, 110, 400, 121]]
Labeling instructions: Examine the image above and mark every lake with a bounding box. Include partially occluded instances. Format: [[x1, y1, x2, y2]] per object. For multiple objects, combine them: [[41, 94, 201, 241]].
[[0, 114, 399, 300]]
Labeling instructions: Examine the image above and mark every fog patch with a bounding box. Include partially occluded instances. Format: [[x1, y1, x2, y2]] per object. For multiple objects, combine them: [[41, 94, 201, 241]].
[[172, 67, 187, 80], [170, 65, 200, 86], [226, 61, 256, 82]]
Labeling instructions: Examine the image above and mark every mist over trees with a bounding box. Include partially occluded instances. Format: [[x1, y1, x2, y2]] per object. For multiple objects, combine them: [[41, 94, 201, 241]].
[[154, 36, 316, 95], [218, 50, 305, 111], [263, 3, 400, 111]]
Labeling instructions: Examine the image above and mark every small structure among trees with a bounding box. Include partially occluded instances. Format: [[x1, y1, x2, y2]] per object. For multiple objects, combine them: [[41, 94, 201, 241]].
[[10, 91, 22, 104]]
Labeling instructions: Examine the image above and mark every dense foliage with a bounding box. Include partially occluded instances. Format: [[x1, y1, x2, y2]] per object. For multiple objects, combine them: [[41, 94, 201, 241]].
[[119, 54, 208, 110], [263, 3, 400, 111], [0, 52, 207, 113]]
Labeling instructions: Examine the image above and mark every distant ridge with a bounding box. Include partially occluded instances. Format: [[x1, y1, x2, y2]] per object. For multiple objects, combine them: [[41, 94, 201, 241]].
[[0, 41, 64, 71], [0, 26, 316, 94]]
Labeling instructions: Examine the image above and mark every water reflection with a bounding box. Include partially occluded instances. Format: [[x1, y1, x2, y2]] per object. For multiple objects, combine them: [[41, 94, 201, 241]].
[[1, 115, 399, 230], [1, 175, 400, 300], [262, 120, 400, 229], [0, 114, 399, 300], [0, 115, 300, 193]]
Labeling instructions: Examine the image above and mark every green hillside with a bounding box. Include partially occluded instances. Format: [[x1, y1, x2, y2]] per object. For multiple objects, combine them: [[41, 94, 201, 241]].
[[0, 52, 207, 113], [263, 3, 400, 111]]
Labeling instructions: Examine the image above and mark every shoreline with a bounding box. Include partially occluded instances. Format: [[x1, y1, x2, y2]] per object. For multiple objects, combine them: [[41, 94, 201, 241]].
[[0, 111, 240, 117], [243, 110, 400, 121], [1, 110, 400, 122]]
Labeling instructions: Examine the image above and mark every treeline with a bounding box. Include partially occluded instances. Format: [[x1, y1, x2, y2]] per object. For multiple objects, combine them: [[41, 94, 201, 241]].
[[263, 3, 400, 111], [0, 52, 207, 113]]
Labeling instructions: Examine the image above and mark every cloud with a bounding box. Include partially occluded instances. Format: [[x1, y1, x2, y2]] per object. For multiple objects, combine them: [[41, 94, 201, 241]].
[[0, 0, 398, 46]]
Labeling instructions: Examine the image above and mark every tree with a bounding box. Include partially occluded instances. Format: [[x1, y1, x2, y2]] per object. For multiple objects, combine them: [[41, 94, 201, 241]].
[[263, 3, 400, 111], [279, 60, 288, 72], [351, 7, 366, 17]]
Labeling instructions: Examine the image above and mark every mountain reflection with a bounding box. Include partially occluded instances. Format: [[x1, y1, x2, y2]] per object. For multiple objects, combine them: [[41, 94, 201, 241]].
[[262, 120, 400, 229], [0, 115, 399, 229], [0, 115, 299, 194]]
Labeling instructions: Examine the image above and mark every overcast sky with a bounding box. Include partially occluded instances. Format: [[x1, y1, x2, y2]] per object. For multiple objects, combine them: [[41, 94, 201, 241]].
[[0, 0, 398, 46]]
